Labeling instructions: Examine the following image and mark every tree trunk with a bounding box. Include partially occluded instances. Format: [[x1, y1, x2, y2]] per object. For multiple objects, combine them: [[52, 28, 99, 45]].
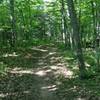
[[9, 0, 16, 47], [67, 0, 87, 78], [61, 0, 69, 47]]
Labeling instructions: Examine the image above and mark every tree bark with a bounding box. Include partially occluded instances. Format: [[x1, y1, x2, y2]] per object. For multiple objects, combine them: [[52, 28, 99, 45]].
[[9, 0, 16, 47], [67, 0, 87, 78]]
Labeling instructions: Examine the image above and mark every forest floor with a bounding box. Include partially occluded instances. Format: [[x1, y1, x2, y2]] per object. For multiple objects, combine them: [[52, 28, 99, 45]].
[[0, 44, 100, 100]]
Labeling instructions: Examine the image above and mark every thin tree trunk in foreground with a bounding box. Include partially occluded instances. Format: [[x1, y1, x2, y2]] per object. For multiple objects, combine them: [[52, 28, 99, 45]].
[[67, 0, 87, 78]]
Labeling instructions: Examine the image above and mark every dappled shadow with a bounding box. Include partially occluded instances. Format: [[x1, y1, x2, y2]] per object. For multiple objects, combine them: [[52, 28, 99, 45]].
[[0, 46, 49, 68], [0, 45, 72, 100], [0, 66, 60, 100], [56, 76, 100, 100], [0, 45, 100, 100], [0, 73, 42, 100]]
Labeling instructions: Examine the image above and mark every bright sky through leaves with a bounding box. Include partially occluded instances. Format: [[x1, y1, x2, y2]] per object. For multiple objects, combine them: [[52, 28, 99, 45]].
[[44, 0, 54, 2]]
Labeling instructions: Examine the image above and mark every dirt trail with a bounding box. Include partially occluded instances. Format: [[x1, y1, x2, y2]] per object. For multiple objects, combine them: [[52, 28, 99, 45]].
[[0, 45, 72, 100]]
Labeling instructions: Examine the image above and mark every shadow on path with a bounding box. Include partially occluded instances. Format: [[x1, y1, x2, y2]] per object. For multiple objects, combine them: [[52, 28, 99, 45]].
[[0, 45, 100, 100]]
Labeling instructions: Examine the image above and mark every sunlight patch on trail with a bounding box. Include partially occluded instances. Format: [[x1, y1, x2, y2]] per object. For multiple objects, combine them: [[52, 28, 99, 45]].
[[31, 47, 48, 52], [9, 63, 73, 78], [35, 70, 47, 76], [43, 51, 57, 59], [41, 85, 57, 92], [0, 93, 8, 98], [0, 90, 30, 98], [2, 52, 19, 57], [49, 52, 56, 55], [9, 67, 52, 77], [10, 68, 34, 75], [50, 64, 73, 78]]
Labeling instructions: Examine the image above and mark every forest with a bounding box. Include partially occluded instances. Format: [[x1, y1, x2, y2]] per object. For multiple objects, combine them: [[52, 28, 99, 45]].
[[0, 0, 100, 99]]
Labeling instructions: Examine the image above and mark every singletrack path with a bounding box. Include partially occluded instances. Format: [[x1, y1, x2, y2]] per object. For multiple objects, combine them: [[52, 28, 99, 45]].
[[0, 44, 72, 100]]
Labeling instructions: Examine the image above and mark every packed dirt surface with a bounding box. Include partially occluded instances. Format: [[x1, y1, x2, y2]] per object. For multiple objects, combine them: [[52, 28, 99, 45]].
[[0, 45, 100, 100], [0, 45, 73, 100]]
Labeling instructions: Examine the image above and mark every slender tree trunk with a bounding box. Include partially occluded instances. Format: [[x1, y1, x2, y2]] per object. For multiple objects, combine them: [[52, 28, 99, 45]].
[[61, 0, 71, 48], [91, 1, 100, 71], [67, 0, 87, 78], [61, 0, 67, 47], [9, 0, 16, 47], [91, 1, 97, 42]]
